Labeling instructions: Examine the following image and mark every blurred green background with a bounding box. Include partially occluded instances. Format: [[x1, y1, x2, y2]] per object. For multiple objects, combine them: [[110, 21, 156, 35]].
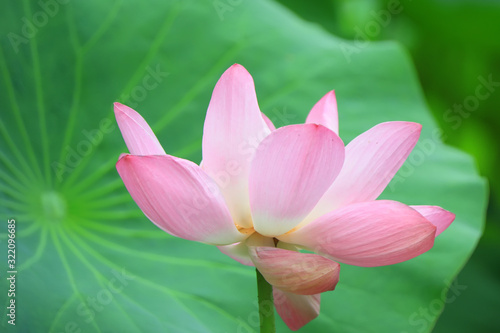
[[0, 0, 497, 332]]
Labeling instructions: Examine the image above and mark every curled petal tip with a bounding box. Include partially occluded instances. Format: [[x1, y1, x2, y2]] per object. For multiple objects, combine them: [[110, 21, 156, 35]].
[[400, 121, 422, 133], [411, 205, 456, 236], [323, 90, 336, 101], [225, 63, 250, 76], [411, 122, 423, 133], [113, 102, 132, 115], [306, 91, 339, 134], [274, 289, 321, 330], [114, 103, 166, 156], [117, 153, 130, 161]]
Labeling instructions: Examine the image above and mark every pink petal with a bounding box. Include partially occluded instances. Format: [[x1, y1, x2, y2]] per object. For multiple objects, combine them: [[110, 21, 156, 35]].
[[261, 112, 276, 131], [249, 124, 345, 236], [249, 246, 340, 295], [274, 288, 320, 331], [217, 242, 254, 266], [305, 91, 339, 134], [202, 64, 271, 228], [306, 121, 421, 222], [280, 200, 436, 267], [116, 154, 245, 245], [114, 103, 166, 155], [411, 205, 455, 237]]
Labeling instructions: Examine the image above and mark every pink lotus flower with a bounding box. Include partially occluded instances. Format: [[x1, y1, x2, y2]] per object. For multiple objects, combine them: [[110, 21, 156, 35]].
[[115, 64, 455, 330]]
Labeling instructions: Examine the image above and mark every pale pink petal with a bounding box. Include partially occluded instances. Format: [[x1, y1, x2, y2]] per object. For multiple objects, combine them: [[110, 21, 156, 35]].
[[249, 124, 345, 236], [249, 247, 340, 295], [274, 288, 320, 331], [116, 154, 245, 245], [202, 64, 271, 228], [306, 121, 421, 222], [305, 91, 339, 134], [217, 242, 254, 266], [411, 205, 455, 237], [280, 200, 436, 267], [114, 103, 166, 155], [261, 112, 276, 131], [217, 233, 274, 266]]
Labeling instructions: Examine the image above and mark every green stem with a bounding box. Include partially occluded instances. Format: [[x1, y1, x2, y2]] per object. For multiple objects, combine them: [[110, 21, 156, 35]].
[[256, 269, 276, 333]]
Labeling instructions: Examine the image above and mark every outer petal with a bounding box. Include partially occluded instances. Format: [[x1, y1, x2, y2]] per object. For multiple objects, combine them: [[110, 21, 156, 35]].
[[411, 205, 455, 236], [274, 288, 320, 331], [249, 247, 340, 295], [202, 64, 271, 228], [249, 124, 345, 236], [306, 121, 421, 222], [116, 154, 245, 245], [280, 200, 436, 267], [305, 91, 339, 134], [261, 112, 276, 131], [114, 103, 166, 155]]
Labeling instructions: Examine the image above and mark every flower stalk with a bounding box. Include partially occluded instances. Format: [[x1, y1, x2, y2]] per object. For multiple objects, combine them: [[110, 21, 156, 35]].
[[256, 268, 275, 333]]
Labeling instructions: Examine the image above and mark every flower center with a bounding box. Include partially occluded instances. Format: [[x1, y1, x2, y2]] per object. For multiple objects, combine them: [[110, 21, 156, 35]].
[[236, 224, 255, 235]]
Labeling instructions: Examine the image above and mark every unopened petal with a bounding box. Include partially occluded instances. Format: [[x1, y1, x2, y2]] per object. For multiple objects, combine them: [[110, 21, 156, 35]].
[[280, 200, 436, 267], [411, 205, 455, 236], [249, 246, 340, 295], [116, 154, 245, 245], [114, 103, 165, 155], [274, 288, 320, 331], [249, 124, 345, 236], [305, 91, 339, 134], [306, 121, 421, 222], [202, 64, 271, 228]]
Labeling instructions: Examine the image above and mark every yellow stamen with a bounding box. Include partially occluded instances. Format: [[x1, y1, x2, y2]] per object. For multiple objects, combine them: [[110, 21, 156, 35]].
[[236, 224, 255, 235]]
